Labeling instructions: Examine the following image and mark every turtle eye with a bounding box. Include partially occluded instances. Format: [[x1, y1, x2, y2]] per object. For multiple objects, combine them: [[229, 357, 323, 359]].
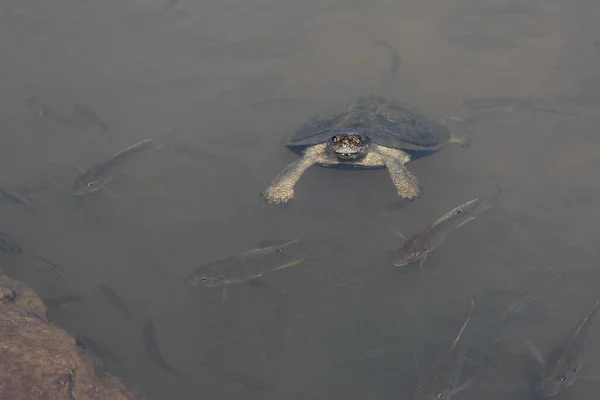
[[87, 182, 94, 187], [200, 277, 208, 282], [353, 137, 362, 145], [332, 136, 339, 143]]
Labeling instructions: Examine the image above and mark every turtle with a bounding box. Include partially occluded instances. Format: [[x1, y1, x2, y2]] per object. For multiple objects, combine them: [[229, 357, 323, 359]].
[[262, 94, 461, 205]]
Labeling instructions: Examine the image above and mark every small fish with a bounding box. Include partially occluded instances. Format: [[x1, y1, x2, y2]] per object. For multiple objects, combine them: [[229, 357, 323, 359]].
[[75, 335, 119, 361], [43, 294, 82, 308], [73, 103, 109, 131], [72, 138, 158, 195], [526, 296, 600, 397], [502, 271, 563, 319], [163, 0, 180, 13], [34, 256, 67, 276], [0, 233, 23, 254], [413, 300, 487, 400], [463, 97, 533, 111], [393, 185, 501, 268], [0, 187, 37, 212], [184, 239, 325, 300], [199, 361, 267, 391], [463, 97, 581, 117], [97, 283, 131, 319], [24, 87, 75, 126], [142, 319, 179, 374]]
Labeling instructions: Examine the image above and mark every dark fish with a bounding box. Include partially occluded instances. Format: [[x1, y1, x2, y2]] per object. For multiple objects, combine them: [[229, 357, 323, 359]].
[[43, 294, 82, 308], [0, 187, 37, 212], [413, 300, 479, 400], [34, 256, 67, 276], [0, 233, 23, 254], [184, 238, 326, 299], [73, 103, 109, 131], [142, 320, 179, 374], [75, 335, 119, 361], [526, 296, 600, 397], [374, 40, 401, 93], [199, 361, 267, 391], [393, 185, 501, 268], [72, 138, 159, 195], [97, 283, 131, 319]]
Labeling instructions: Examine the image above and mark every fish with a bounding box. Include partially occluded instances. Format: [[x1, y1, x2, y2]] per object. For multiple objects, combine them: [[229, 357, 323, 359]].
[[413, 300, 482, 400], [43, 294, 82, 308], [0, 233, 23, 254], [24, 86, 75, 126], [374, 40, 401, 94], [463, 97, 534, 111], [75, 335, 119, 361], [0, 187, 37, 212], [34, 256, 67, 276], [163, 0, 181, 13], [462, 97, 581, 117], [98, 283, 131, 318], [142, 319, 179, 374], [72, 138, 159, 195], [97, 283, 131, 319], [393, 185, 501, 268], [526, 296, 600, 397], [502, 271, 563, 319], [73, 103, 109, 131], [184, 238, 326, 300]]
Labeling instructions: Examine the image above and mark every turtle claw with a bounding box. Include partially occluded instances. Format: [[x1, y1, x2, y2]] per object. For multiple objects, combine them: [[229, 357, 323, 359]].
[[262, 187, 294, 206]]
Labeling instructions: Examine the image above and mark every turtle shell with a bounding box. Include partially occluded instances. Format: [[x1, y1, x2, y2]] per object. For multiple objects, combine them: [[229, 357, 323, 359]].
[[287, 95, 451, 155]]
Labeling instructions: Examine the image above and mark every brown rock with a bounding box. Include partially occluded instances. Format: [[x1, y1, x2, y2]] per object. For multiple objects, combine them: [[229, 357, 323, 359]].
[[0, 271, 145, 400]]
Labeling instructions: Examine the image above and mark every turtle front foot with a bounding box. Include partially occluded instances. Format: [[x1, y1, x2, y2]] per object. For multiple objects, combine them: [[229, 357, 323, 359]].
[[262, 186, 294, 205]]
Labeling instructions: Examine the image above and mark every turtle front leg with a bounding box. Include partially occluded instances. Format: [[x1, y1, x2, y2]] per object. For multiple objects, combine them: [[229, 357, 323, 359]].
[[262, 144, 327, 205], [371, 144, 422, 200]]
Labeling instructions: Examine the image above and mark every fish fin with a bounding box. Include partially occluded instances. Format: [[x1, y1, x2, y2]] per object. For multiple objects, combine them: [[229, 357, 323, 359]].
[[449, 377, 476, 396], [524, 339, 546, 366], [101, 186, 116, 198], [255, 240, 290, 248], [389, 228, 407, 241], [418, 253, 428, 269], [384, 250, 397, 261], [249, 278, 276, 291], [154, 128, 178, 148], [413, 351, 422, 386], [456, 215, 477, 228], [221, 285, 228, 302], [273, 259, 304, 271], [465, 347, 497, 371], [249, 278, 280, 295]]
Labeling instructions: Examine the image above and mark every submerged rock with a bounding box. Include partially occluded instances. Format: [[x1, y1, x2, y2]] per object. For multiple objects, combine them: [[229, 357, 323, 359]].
[[0, 271, 144, 400]]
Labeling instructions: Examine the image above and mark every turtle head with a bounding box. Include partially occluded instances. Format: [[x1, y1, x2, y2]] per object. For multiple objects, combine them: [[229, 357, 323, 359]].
[[327, 131, 371, 160]]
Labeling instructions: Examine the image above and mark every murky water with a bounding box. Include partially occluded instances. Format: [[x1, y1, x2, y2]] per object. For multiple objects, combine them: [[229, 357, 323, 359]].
[[2, 0, 600, 398]]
